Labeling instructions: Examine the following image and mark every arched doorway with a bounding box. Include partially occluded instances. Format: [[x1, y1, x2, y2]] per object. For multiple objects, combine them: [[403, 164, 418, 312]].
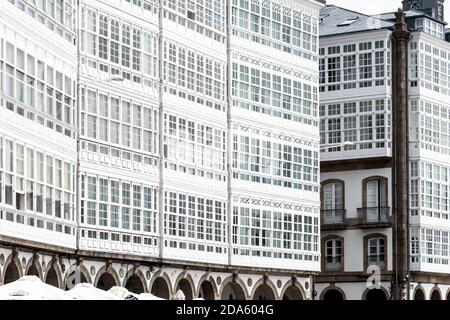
[[282, 285, 304, 300], [323, 289, 344, 301], [198, 280, 216, 300], [221, 282, 246, 300], [365, 289, 387, 301], [4, 262, 21, 284], [97, 272, 117, 291], [151, 277, 171, 299], [414, 288, 425, 300], [26, 264, 40, 278], [45, 267, 60, 288], [430, 289, 441, 300], [176, 279, 194, 300], [253, 283, 276, 300], [125, 275, 145, 294]]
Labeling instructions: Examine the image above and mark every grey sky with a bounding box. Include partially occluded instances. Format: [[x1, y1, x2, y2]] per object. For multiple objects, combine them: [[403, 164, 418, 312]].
[[327, 0, 450, 24]]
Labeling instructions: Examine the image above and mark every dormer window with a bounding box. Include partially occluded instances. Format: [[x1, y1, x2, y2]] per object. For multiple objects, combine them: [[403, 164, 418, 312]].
[[319, 13, 329, 25], [337, 17, 359, 27]]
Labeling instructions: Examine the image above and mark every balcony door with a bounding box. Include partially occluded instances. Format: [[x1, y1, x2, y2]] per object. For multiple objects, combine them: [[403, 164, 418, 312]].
[[324, 182, 344, 210], [323, 181, 344, 224], [365, 178, 387, 221], [367, 179, 387, 207]]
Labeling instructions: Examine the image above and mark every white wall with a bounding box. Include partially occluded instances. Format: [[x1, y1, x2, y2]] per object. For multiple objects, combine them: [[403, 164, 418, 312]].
[[322, 228, 393, 272], [321, 167, 393, 272], [321, 167, 392, 218]]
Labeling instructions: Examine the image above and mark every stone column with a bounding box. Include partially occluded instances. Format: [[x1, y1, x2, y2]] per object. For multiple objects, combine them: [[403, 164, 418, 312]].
[[392, 9, 411, 300]]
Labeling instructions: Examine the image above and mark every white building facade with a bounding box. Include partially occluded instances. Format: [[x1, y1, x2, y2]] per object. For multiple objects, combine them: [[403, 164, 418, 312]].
[[0, 0, 78, 271], [228, 0, 321, 273], [315, 5, 395, 301], [0, 0, 323, 300], [317, 1, 450, 301], [408, 25, 450, 301]]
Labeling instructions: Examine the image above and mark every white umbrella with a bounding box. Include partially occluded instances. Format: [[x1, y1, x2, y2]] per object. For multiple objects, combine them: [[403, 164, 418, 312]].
[[0, 276, 72, 300], [174, 289, 186, 300], [67, 283, 121, 300], [108, 286, 139, 300], [138, 293, 165, 300]]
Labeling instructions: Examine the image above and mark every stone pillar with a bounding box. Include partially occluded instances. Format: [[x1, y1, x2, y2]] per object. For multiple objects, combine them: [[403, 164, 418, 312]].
[[392, 9, 411, 300]]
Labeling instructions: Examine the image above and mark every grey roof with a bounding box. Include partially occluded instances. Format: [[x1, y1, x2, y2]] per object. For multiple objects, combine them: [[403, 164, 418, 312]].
[[373, 10, 424, 21], [374, 10, 447, 25], [320, 5, 394, 38]]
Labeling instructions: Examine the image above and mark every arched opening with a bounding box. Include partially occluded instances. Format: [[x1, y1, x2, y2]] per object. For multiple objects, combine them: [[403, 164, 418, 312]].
[[430, 289, 441, 300], [253, 283, 276, 300], [4, 262, 20, 284], [151, 277, 170, 299], [198, 280, 215, 300], [221, 282, 246, 300], [447, 290, 450, 300], [176, 279, 193, 300], [27, 264, 40, 278], [282, 286, 303, 300], [365, 289, 387, 301], [97, 273, 117, 291], [323, 289, 344, 301], [45, 268, 60, 288], [414, 288, 425, 300], [64, 271, 88, 290], [125, 275, 145, 294]]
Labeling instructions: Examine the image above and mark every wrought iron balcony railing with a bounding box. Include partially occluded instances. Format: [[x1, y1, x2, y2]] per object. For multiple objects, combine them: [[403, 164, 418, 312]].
[[357, 207, 390, 224], [321, 209, 346, 225]]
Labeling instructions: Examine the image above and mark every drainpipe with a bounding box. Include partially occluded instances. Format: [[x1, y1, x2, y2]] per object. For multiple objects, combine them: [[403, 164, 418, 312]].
[[75, 0, 81, 254], [226, 0, 233, 268], [158, 0, 164, 262]]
